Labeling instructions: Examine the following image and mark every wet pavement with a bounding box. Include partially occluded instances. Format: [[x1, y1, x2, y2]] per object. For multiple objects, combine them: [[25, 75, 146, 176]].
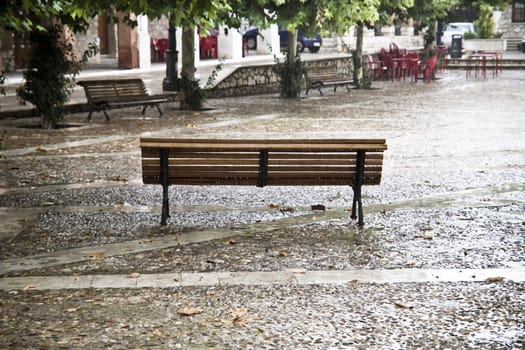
[[0, 67, 524, 349]]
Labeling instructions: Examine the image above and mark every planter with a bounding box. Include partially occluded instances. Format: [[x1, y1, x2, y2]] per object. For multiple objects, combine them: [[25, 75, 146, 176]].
[[463, 39, 506, 52]]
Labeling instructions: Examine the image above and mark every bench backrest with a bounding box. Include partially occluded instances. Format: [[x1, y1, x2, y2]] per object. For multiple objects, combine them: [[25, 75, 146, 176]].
[[140, 138, 387, 187], [78, 79, 149, 103], [305, 65, 341, 82]]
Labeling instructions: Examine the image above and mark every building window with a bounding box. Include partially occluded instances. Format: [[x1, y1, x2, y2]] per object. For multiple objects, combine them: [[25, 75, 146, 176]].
[[513, 1, 525, 22]]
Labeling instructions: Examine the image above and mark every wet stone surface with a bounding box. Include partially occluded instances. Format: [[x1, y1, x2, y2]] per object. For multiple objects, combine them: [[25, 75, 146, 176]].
[[1, 69, 524, 348], [1, 282, 524, 349]]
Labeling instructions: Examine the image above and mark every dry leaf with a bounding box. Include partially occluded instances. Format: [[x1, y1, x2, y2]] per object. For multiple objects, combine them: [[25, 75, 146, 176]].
[[152, 329, 162, 336], [225, 239, 238, 245], [128, 272, 140, 279], [394, 301, 415, 309], [279, 207, 295, 213], [416, 235, 433, 240], [23, 284, 36, 291], [347, 279, 360, 285], [485, 276, 505, 283], [206, 289, 216, 296], [374, 252, 385, 258], [67, 308, 78, 313], [85, 252, 106, 260], [311, 204, 326, 211], [177, 307, 203, 316], [277, 251, 289, 257], [419, 226, 433, 231], [230, 308, 248, 326], [36, 146, 51, 153]]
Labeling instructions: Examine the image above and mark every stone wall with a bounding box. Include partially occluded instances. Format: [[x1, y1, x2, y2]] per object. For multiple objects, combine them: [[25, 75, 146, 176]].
[[498, 5, 525, 38], [208, 56, 352, 98]]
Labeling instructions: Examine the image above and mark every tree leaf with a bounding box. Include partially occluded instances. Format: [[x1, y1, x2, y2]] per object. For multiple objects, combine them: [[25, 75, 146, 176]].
[[177, 307, 203, 316]]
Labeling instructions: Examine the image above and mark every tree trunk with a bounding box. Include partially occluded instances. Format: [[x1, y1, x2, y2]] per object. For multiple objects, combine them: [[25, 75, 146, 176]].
[[180, 26, 196, 110], [181, 26, 195, 81], [353, 22, 364, 89], [287, 29, 298, 61]]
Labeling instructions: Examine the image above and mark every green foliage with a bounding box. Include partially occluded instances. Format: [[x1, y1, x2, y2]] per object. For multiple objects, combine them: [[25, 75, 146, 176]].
[[474, 3, 495, 38], [463, 30, 477, 39], [16, 25, 97, 129], [273, 54, 304, 99], [1, 58, 11, 96]]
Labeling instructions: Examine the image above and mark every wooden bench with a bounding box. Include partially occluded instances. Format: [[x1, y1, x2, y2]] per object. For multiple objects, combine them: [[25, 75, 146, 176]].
[[140, 138, 387, 226], [304, 65, 354, 95], [78, 78, 178, 121]]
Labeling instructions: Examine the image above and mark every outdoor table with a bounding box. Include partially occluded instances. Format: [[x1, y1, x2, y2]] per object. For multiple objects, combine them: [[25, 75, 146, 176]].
[[391, 57, 421, 82], [466, 51, 501, 78]]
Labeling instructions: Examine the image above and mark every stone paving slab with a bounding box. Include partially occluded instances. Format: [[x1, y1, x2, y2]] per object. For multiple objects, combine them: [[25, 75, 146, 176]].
[[1, 268, 523, 291]]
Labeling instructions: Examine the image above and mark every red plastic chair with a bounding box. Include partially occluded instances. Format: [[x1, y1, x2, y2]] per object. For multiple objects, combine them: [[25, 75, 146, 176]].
[[398, 57, 420, 82], [380, 49, 394, 81], [420, 55, 438, 82], [367, 55, 387, 81]]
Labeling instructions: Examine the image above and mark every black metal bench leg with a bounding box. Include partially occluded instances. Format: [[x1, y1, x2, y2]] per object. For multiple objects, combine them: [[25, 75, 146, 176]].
[[351, 184, 358, 220], [352, 150, 366, 226], [103, 109, 110, 121], [156, 104, 163, 116], [160, 149, 170, 225]]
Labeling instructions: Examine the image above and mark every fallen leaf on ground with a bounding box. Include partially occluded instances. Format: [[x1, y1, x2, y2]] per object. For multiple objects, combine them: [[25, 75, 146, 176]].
[[231, 308, 248, 325], [279, 207, 295, 213], [394, 301, 415, 309], [415, 234, 433, 240], [311, 204, 326, 211], [85, 252, 106, 260], [128, 272, 140, 279], [206, 289, 216, 296], [177, 307, 203, 316], [23, 284, 36, 291], [485, 276, 505, 283], [347, 279, 360, 285], [36, 146, 51, 153], [225, 239, 238, 245]]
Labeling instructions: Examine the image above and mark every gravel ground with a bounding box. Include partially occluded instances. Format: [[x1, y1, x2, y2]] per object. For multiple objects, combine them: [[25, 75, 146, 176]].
[[1, 283, 524, 349], [1, 69, 524, 348]]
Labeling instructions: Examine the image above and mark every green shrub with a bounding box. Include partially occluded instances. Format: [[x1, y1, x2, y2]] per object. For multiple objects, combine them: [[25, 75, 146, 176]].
[[463, 31, 477, 40], [17, 25, 97, 129], [475, 4, 495, 39]]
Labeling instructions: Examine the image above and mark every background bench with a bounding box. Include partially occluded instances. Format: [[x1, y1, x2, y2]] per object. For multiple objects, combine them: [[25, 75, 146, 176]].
[[305, 65, 354, 95], [78, 78, 178, 121], [140, 138, 387, 226]]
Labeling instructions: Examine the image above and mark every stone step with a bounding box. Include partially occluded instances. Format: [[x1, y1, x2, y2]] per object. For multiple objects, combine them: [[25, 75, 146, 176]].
[[506, 37, 522, 51]]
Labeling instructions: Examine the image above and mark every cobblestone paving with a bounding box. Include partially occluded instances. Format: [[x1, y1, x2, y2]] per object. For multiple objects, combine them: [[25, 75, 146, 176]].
[[1, 69, 524, 349]]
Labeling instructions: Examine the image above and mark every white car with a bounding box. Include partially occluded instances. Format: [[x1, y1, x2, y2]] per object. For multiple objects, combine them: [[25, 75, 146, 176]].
[[441, 22, 476, 48]]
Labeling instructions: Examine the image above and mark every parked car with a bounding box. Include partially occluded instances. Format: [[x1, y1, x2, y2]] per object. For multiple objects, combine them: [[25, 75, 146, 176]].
[[279, 27, 322, 53], [242, 26, 260, 50], [441, 22, 476, 49], [242, 26, 322, 53]]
